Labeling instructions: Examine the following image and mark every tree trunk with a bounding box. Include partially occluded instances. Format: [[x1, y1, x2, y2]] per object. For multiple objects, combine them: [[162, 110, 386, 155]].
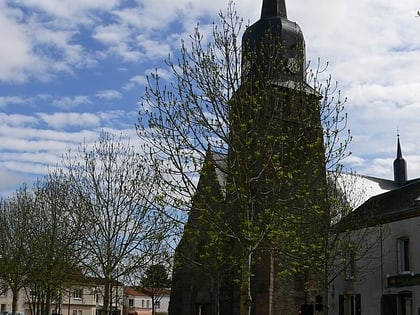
[[11, 285, 19, 315], [103, 281, 111, 315], [239, 250, 252, 315]]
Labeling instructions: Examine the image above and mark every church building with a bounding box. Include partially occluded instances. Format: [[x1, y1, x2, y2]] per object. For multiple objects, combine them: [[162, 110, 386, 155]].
[[169, 1, 328, 314]]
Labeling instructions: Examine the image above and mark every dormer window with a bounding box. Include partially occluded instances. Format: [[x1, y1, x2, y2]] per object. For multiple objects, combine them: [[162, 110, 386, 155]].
[[73, 288, 83, 299], [397, 237, 410, 274]]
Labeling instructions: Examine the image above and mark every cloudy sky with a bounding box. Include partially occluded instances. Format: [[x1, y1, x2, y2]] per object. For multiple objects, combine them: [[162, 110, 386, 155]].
[[1, 0, 419, 197]]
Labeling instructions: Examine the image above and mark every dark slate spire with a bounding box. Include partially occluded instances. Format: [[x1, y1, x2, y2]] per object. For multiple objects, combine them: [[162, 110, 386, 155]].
[[393, 135, 407, 186], [261, 0, 287, 19], [241, 0, 306, 83]]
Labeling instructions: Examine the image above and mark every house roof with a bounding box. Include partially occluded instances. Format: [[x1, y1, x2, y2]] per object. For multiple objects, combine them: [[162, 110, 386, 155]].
[[124, 286, 171, 297], [124, 287, 150, 297], [336, 177, 420, 230]]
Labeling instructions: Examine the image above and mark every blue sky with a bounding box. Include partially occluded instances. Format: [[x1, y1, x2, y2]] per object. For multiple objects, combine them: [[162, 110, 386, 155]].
[[1, 0, 420, 197]]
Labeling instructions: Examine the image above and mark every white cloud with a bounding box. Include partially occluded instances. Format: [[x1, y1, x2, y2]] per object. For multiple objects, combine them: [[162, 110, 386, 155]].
[[136, 35, 172, 60], [93, 23, 130, 45], [0, 3, 42, 83], [96, 89, 123, 100], [0, 96, 30, 107], [0, 113, 39, 127], [52, 96, 91, 109], [15, 0, 120, 22], [37, 112, 101, 129], [1, 0, 420, 196], [123, 75, 148, 90]]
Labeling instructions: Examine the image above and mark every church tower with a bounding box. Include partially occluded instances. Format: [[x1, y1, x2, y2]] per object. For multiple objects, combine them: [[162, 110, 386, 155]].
[[169, 1, 327, 314], [242, 0, 306, 83]]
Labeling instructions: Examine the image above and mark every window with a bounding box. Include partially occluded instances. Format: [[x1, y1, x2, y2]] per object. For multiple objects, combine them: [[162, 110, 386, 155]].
[[0, 285, 7, 296], [155, 301, 160, 309], [141, 300, 144, 308], [128, 299, 134, 307], [398, 291, 412, 315], [73, 289, 83, 299], [345, 250, 355, 280], [339, 294, 361, 315], [383, 292, 413, 315], [397, 237, 410, 273]]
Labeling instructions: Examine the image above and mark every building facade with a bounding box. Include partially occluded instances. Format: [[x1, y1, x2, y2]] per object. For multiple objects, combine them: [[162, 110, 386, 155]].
[[0, 279, 124, 315], [330, 137, 420, 315], [123, 287, 170, 315]]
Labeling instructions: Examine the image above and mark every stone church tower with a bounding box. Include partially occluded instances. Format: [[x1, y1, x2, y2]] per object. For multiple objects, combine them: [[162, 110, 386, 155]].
[[169, 1, 327, 314]]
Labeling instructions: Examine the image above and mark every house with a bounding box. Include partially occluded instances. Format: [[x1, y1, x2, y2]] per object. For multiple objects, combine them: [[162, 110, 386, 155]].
[[0, 278, 124, 315], [123, 287, 170, 315], [330, 136, 420, 315]]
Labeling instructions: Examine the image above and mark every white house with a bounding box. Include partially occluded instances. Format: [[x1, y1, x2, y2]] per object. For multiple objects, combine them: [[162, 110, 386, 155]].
[[123, 287, 170, 315], [0, 278, 124, 315], [330, 137, 420, 315]]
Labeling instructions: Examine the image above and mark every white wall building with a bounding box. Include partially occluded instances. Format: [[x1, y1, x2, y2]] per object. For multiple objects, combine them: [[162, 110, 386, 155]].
[[0, 278, 124, 315], [330, 138, 420, 315], [123, 287, 170, 315]]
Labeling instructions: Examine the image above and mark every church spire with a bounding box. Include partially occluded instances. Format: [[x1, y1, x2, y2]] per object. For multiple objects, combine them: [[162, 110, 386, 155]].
[[393, 134, 407, 186], [261, 0, 287, 19], [396, 135, 403, 159], [242, 0, 306, 82]]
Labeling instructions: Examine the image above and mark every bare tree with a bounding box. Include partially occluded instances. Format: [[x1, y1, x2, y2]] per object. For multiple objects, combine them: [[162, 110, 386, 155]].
[[63, 131, 169, 315], [0, 186, 33, 315], [24, 171, 83, 315]]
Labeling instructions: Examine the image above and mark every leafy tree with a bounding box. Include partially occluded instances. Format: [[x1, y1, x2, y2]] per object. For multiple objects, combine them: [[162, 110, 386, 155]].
[[136, 2, 345, 314], [142, 264, 171, 315], [137, 1, 358, 314], [63, 131, 170, 315]]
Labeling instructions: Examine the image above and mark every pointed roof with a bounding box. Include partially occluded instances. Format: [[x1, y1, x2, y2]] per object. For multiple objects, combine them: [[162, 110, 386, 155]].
[[242, 0, 307, 83], [396, 134, 403, 159], [394, 134, 407, 186], [261, 0, 287, 19]]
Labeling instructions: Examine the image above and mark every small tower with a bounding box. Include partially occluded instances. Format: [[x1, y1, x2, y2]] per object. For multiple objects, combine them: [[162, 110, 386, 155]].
[[394, 135, 407, 186]]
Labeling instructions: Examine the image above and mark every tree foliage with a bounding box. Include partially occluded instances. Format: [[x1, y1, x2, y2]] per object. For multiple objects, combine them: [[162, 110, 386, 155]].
[[142, 264, 171, 315], [137, 3, 354, 315]]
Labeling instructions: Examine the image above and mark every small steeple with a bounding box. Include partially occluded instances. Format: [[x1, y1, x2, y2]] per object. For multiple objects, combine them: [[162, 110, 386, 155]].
[[393, 134, 407, 186], [261, 0, 287, 19]]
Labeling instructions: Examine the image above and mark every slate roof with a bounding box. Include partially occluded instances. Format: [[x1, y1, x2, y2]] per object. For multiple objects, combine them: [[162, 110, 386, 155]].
[[336, 177, 420, 230]]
